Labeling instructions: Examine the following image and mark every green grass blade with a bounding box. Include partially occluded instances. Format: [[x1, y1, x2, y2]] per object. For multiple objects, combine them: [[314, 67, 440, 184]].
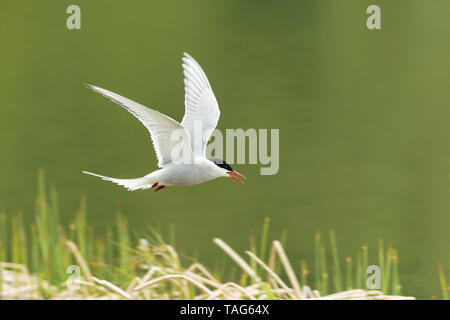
[[330, 230, 342, 292], [0, 212, 8, 262], [300, 259, 308, 287], [314, 232, 321, 290], [378, 238, 385, 292], [362, 245, 368, 288], [355, 251, 362, 289], [385, 244, 392, 294], [258, 217, 270, 276], [76, 196, 87, 260], [392, 248, 401, 295], [438, 264, 448, 300], [274, 229, 287, 276], [249, 234, 257, 277], [345, 257, 353, 290], [320, 244, 328, 295], [11, 213, 20, 264]]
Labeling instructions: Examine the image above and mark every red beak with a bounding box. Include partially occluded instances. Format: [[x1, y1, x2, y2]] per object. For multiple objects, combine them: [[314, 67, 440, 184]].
[[226, 171, 247, 184]]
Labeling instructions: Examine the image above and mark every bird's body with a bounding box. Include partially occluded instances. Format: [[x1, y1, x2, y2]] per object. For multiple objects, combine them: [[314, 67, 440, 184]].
[[83, 53, 245, 191], [152, 158, 226, 186]]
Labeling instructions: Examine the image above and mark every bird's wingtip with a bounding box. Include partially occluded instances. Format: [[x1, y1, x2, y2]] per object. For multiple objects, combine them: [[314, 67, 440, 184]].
[[84, 83, 96, 90], [84, 84, 108, 96], [183, 52, 193, 60]]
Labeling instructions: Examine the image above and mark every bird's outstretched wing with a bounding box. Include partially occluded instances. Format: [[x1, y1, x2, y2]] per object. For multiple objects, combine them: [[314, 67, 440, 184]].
[[86, 84, 192, 167], [181, 53, 220, 157]]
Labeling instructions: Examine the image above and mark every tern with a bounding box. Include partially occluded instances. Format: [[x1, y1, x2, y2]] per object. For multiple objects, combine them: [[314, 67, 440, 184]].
[[83, 53, 246, 192]]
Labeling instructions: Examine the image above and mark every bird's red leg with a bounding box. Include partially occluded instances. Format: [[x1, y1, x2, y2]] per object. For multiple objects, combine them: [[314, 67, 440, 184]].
[[151, 182, 159, 188], [155, 185, 166, 192]]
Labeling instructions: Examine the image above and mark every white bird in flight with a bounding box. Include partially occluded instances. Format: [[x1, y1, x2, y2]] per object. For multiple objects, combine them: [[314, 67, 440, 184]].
[[83, 53, 246, 192]]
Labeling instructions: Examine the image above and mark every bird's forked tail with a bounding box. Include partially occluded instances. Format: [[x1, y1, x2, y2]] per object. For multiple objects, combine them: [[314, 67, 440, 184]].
[[82, 171, 156, 191]]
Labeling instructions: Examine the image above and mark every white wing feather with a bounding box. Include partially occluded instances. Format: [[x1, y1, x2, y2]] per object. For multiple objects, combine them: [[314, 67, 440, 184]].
[[86, 84, 191, 167], [181, 53, 220, 157]]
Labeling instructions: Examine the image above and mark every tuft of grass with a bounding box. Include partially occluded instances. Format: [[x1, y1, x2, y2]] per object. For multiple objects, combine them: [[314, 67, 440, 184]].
[[0, 170, 436, 300]]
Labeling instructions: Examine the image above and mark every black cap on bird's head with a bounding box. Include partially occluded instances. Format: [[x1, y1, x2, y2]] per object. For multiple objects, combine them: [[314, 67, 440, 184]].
[[208, 158, 247, 183], [208, 158, 233, 171]]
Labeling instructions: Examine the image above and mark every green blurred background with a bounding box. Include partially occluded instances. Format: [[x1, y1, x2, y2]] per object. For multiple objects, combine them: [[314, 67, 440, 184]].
[[1, 0, 449, 298]]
